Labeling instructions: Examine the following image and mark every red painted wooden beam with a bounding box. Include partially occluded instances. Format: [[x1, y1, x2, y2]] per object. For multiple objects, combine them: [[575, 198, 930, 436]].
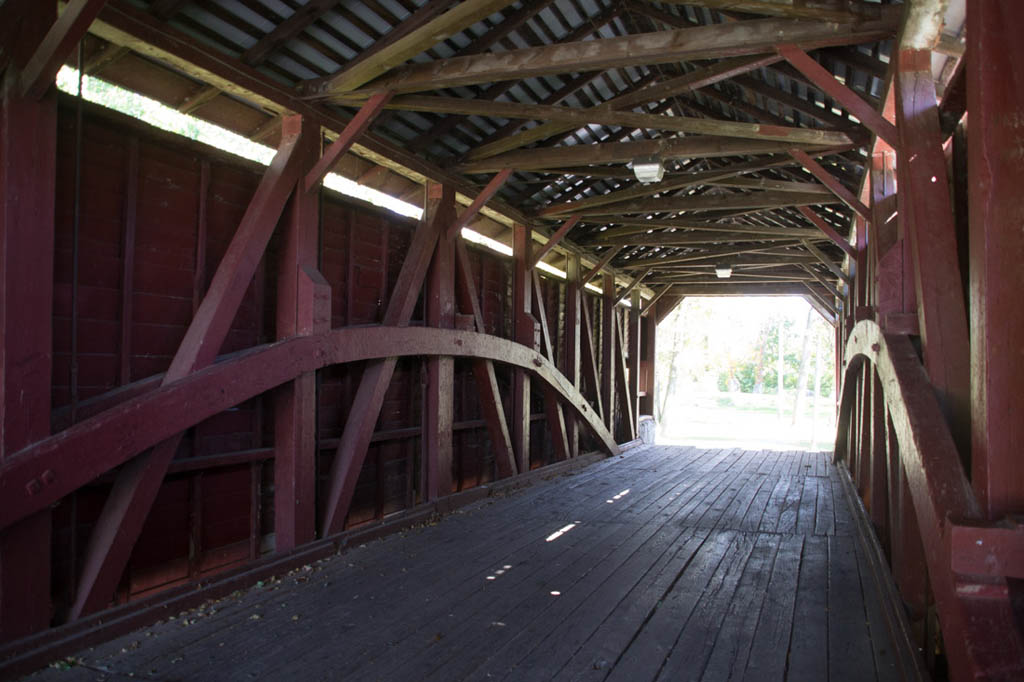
[[615, 313, 636, 441], [640, 285, 672, 317], [894, 48, 970, 460], [580, 302, 604, 421], [564, 254, 582, 458], [0, 0, 58, 639], [511, 222, 533, 472], [797, 205, 855, 258], [789, 148, 870, 219], [447, 168, 513, 239], [601, 274, 616, 431], [0, 327, 619, 533], [303, 90, 392, 193], [274, 118, 325, 552], [581, 246, 622, 287], [776, 43, 899, 147], [532, 271, 571, 461], [967, 0, 1024, 521], [320, 187, 450, 536], [614, 267, 652, 307], [69, 117, 309, 619], [627, 290, 642, 429], [425, 183, 456, 500], [19, 0, 109, 99], [529, 215, 580, 270], [837, 322, 1024, 682], [453, 240, 517, 477]]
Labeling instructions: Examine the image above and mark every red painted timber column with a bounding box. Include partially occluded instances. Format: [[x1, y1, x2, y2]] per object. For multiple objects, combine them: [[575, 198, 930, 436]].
[[895, 46, 971, 458], [601, 274, 617, 432], [967, 1, 1024, 519], [627, 291, 642, 437], [564, 254, 582, 458], [511, 223, 533, 472], [425, 183, 455, 499], [638, 301, 657, 417], [0, 0, 56, 639], [274, 116, 329, 551]]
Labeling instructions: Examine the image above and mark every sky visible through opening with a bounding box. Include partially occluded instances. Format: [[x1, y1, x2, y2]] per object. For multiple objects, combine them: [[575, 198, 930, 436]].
[[656, 297, 837, 452]]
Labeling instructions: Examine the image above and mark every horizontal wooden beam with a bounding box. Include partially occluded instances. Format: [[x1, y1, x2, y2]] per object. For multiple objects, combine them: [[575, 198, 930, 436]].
[[384, 95, 856, 147], [703, 177, 832, 194], [666, 282, 816, 296], [621, 242, 789, 268], [586, 220, 823, 241], [465, 54, 782, 161], [324, 0, 517, 93], [573, 190, 841, 217], [625, 251, 822, 269], [87, 2, 533, 227], [459, 137, 832, 174], [653, 0, 886, 22], [540, 157, 805, 216], [331, 14, 897, 95], [592, 230, 824, 247]]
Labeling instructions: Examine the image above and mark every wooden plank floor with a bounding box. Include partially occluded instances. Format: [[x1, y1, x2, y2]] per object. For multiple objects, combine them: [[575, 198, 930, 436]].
[[28, 446, 915, 681]]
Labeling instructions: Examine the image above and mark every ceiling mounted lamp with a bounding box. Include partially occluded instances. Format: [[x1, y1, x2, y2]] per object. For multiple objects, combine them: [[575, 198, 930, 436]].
[[715, 264, 732, 279], [632, 155, 664, 184]]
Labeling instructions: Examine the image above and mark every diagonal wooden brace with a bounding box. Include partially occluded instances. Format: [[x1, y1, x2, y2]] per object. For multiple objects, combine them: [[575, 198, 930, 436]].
[[454, 240, 517, 477], [69, 116, 309, 619], [320, 185, 451, 536]]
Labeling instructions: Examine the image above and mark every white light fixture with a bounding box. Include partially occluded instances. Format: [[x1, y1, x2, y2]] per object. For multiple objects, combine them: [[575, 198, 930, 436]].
[[715, 264, 732, 279], [632, 155, 664, 183]]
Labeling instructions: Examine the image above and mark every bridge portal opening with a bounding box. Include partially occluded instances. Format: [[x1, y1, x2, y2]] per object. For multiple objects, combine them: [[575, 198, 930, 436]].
[[655, 296, 837, 451]]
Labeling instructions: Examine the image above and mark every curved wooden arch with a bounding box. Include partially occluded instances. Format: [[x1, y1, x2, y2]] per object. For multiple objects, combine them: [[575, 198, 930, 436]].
[[836, 321, 1024, 681], [0, 327, 618, 532]]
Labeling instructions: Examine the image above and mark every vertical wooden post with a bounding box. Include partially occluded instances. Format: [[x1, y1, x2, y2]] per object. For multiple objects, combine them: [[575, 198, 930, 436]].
[[71, 116, 308, 619], [601, 273, 616, 432], [425, 182, 455, 499], [564, 254, 581, 458], [628, 290, 642, 436], [511, 223, 532, 472], [967, 0, 1024, 519], [870, 370, 888, 541], [0, 0, 56, 640], [638, 300, 657, 417], [895, 47, 971, 457], [119, 137, 139, 386], [274, 116, 327, 552]]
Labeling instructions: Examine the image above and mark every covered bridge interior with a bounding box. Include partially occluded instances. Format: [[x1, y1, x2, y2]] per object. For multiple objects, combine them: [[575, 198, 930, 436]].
[[0, 0, 1022, 680]]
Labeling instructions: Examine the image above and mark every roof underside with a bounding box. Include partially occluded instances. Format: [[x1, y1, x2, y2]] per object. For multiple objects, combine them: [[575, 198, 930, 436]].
[[63, 0, 964, 315]]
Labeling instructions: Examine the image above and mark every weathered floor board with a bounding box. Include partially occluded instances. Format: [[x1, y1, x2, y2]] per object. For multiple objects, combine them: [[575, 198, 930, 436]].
[[26, 446, 910, 681]]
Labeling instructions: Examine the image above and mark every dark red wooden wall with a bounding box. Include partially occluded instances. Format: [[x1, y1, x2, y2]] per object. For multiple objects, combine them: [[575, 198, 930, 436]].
[[46, 99, 607, 616]]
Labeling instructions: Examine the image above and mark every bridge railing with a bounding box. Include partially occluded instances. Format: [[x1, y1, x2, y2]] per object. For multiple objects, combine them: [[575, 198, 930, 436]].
[[834, 321, 1024, 682]]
